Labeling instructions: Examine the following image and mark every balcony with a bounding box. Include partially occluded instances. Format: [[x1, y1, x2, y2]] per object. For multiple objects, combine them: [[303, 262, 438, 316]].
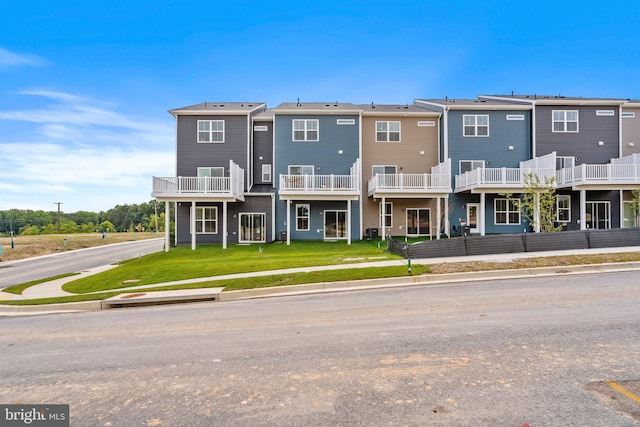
[[556, 162, 640, 190], [455, 167, 556, 193], [152, 160, 245, 202], [279, 174, 359, 200], [368, 159, 451, 198]]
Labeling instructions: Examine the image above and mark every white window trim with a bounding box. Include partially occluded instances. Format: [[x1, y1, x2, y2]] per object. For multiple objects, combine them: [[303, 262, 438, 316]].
[[596, 110, 615, 116], [459, 160, 485, 174], [622, 112, 636, 118], [261, 164, 272, 182], [254, 125, 268, 131], [494, 198, 520, 225], [191, 206, 218, 234], [292, 119, 319, 142], [288, 165, 314, 175], [417, 121, 435, 127], [556, 195, 571, 223], [376, 121, 401, 142], [197, 120, 225, 143], [552, 110, 579, 133], [372, 165, 397, 176], [197, 167, 225, 177], [463, 114, 489, 137], [296, 204, 310, 231], [406, 208, 431, 236], [379, 202, 393, 228]]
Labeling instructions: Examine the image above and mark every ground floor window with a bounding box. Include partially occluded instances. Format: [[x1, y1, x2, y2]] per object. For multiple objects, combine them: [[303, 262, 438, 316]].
[[192, 207, 218, 233], [494, 198, 520, 225], [296, 204, 310, 231], [406, 208, 430, 236], [239, 213, 266, 243], [556, 195, 571, 223]]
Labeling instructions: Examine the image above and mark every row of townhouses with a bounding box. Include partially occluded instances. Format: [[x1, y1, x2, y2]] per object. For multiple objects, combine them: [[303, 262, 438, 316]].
[[151, 95, 640, 250]]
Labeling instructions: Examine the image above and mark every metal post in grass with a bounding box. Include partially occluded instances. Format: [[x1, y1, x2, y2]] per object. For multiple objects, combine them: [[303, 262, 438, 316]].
[[408, 258, 411, 274]]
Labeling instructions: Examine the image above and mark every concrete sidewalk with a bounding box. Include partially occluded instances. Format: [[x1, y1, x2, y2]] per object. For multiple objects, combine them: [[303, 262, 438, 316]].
[[1, 246, 639, 316]]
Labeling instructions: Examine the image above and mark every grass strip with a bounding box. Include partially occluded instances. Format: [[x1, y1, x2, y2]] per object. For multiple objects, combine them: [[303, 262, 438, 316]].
[[2, 272, 80, 295]]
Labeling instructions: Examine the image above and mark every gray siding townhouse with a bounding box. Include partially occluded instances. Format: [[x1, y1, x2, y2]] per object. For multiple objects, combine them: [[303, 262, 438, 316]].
[[152, 102, 275, 250], [415, 98, 534, 236], [273, 102, 361, 244], [482, 95, 640, 231]]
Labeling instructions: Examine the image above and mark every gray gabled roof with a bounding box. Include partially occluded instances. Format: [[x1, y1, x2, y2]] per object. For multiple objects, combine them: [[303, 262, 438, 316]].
[[415, 98, 532, 111], [169, 102, 266, 116], [480, 94, 628, 106], [273, 102, 361, 114]]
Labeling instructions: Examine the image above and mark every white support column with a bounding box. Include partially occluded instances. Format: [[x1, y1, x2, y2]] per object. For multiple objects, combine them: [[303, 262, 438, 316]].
[[191, 201, 196, 250], [619, 190, 625, 229], [534, 193, 541, 233], [286, 199, 291, 245], [580, 189, 587, 230], [436, 197, 441, 240], [164, 201, 170, 252], [480, 193, 486, 236], [381, 196, 386, 241], [347, 199, 352, 245], [222, 201, 228, 249]]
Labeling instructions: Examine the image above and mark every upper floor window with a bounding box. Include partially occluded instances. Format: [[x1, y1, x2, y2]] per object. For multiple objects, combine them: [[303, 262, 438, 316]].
[[556, 156, 575, 170], [198, 120, 224, 143], [262, 164, 272, 182], [459, 160, 485, 174], [293, 119, 318, 141], [288, 165, 314, 176], [197, 167, 224, 178], [372, 165, 397, 176], [552, 110, 579, 133], [463, 115, 489, 136], [376, 121, 401, 142]]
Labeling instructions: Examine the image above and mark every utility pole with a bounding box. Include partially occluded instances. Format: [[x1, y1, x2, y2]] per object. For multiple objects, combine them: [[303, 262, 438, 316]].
[[54, 201, 63, 233]]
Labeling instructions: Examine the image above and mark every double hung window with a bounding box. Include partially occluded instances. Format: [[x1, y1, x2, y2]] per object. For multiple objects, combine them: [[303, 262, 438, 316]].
[[463, 115, 489, 136], [376, 121, 401, 142], [293, 119, 319, 141], [197, 120, 224, 142], [552, 110, 579, 132]]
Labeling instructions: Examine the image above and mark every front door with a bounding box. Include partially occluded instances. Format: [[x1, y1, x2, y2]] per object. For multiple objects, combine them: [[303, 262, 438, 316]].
[[586, 201, 610, 229], [467, 203, 480, 233], [324, 211, 347, 239], [406, 208, 431, 237]]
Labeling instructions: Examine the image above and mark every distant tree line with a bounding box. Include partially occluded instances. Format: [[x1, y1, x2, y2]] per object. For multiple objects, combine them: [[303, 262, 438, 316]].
[[0, 201, 173, 236]]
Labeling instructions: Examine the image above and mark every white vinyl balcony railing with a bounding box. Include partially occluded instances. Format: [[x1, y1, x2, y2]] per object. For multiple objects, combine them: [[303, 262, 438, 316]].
[[556, 163, 640, 187], [152, 160, 245, 200], [279, 174, 359, 193], [455, 167, 556, 192], [368, 173, 451, 194]]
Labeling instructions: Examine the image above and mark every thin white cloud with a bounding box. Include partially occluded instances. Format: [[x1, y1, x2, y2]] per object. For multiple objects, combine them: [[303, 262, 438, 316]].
[[0, 47, 45, 68], [0, 90, 175, 212]]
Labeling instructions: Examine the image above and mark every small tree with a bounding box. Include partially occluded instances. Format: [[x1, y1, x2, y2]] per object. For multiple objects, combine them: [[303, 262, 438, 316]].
[[501, 172, 563, 233]]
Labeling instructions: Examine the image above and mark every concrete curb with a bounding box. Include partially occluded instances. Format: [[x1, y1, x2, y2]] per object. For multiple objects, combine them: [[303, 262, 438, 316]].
[[1, 261, 639, 316]]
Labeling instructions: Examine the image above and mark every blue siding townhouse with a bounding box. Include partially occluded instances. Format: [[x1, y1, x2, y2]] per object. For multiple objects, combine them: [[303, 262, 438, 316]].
[[415, 98, 535, 236], [273, 102, 361, 244]]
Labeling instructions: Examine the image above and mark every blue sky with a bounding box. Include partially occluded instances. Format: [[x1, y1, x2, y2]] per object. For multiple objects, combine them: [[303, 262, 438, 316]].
[[1, 0, 639, 212]]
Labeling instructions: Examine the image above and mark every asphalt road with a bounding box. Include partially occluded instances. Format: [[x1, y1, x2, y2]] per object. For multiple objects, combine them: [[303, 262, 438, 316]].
[[1, 271, 639, 426], [0, 238, 165, 288]]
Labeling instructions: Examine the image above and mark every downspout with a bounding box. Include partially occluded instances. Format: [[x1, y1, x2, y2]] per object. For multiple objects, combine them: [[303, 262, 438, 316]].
[[359, 110, 363, 241]]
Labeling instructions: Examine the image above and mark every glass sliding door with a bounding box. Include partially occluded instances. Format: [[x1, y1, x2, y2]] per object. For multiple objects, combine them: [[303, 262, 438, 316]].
[[239, 213, 266, 243], [586, 201, 610, 229], [324, 211, 347, 239], [406, 208, 431, 236]]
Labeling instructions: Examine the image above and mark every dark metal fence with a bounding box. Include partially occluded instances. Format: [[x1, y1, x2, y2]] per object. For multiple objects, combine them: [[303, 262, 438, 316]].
[[387, 228, 640, 259]]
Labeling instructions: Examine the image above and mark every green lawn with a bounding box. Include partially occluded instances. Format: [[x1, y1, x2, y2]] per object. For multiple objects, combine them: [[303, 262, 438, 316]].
[[62, 240, 410, 294]]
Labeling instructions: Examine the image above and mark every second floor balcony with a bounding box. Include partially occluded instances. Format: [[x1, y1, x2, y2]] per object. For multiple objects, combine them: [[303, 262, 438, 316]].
[[455, 167, 556, 193], [278, 174, 359, 199], [152, 160, 245, 202], [368, 159, 451, 198], [556, 162, 640, 189]]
